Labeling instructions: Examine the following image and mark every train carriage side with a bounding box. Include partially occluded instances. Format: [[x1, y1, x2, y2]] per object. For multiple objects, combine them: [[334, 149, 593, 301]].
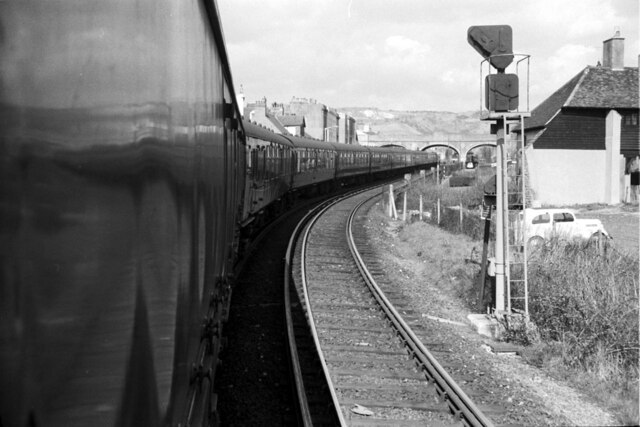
[[241, 121, 294, 226], [0, 1, 244, 426], [414, 149, 440, 172], [288, 136, 337, 193], [369, 146, 395, 177], [333, 143, 372, 185]]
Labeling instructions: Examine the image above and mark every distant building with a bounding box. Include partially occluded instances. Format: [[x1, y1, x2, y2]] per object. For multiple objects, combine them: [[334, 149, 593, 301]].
[[244, 97, 288, 134], [339, 113, 357, 144], [287, 97, 340, 141], [515, 31, 639, 205], [325, 108, 340, 142], [244, 96, 357, 143], [278, 114, 306, 137]]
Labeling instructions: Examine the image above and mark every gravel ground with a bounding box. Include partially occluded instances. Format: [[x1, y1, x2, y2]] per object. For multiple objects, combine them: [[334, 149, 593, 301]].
[[361, 200, 623, 426]]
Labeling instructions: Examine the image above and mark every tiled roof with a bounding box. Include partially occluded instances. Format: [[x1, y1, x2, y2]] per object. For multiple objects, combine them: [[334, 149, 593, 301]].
[[278, 114, 305, 127], [568, 66, 638, 108], [518, 66, 639, 131], [266, 114, 289, 134]]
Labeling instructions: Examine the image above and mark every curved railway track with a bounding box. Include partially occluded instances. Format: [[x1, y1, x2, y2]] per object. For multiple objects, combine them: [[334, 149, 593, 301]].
[[286, 184, 495, 426]]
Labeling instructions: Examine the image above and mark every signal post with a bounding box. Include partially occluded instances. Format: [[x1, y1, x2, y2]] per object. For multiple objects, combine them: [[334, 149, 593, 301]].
[[467, 25, 530, 314]]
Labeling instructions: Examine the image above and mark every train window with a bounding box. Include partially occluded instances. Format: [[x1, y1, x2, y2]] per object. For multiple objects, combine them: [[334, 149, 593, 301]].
[[247, 149, 255, 178]]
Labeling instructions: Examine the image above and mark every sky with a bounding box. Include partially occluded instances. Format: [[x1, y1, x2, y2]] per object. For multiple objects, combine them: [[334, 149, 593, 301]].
[[218, 0, 639, 113]]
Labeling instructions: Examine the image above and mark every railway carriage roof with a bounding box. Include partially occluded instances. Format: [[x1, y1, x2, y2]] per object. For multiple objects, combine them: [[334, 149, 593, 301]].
[[330, 143, 370, 152], [286, 135, 337, 151], [367, 146, 406, 153], [243, 120, 294, 148]]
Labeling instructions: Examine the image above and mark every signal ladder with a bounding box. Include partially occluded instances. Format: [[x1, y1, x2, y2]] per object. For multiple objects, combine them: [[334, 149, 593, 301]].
[[505, 116, 530, 315]]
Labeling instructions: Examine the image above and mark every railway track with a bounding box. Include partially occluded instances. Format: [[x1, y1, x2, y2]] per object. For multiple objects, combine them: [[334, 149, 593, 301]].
[[286, 184, 495, 426]]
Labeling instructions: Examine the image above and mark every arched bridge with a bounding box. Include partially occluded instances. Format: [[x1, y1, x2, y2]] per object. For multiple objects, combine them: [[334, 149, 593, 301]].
[[366, 135, 496, 160]]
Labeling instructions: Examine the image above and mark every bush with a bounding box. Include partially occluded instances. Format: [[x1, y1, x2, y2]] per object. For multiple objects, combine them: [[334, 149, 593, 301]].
[[527, 237, 639, 372]]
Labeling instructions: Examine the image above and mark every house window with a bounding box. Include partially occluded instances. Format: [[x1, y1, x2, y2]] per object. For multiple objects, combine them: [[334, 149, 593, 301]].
[[623, 113, 638, 126]]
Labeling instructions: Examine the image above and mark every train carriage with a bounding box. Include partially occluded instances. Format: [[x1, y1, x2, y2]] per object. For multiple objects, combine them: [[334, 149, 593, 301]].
[[288, 136, 336, 192], [0, 1, 245, 426], [242, 121, 295, 225], [369, 146, 395, 175], [333, 143, 371, 183], [0, 1, 445, 425]]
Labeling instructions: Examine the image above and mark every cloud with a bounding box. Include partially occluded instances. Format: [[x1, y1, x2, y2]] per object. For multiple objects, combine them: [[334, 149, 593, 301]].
[[219, 0, 639, 111]]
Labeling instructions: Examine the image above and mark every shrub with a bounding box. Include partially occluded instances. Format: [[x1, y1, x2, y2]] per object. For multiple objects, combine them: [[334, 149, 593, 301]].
[[527, 237, 639, 372]]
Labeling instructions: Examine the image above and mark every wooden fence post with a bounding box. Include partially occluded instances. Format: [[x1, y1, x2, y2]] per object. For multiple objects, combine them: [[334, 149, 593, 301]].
[[402, 191, 407, 222]]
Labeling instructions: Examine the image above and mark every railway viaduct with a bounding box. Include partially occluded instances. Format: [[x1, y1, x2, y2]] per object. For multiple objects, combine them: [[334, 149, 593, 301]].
[[360, 135, 496, 160]]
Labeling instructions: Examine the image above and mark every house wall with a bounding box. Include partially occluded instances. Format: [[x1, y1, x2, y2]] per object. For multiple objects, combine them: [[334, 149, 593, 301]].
[[527, 147, 607, 205], [339, 114, 357, 144], [288, 99, 326, 140], [532, 109, 606, 150], [620, 109, 640, 156], [605, 110, 622, 203]]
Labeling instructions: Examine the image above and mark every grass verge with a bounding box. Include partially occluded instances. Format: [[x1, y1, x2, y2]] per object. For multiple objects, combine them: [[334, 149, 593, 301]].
[[400, 179, 640, 425]]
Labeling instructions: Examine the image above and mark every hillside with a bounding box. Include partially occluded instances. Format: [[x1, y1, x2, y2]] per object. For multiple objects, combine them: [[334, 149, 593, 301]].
[[337, 107, 492, 143]]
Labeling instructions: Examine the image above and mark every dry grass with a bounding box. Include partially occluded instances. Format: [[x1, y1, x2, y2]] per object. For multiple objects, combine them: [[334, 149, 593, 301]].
[[526, 238, 639, 425]]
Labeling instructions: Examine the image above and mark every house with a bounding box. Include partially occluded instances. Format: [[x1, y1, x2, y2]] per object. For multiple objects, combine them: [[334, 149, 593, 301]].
[[244, 97, 289, 135], [516, 31, 639, 205], [287, 97, 340, 141], [338, 113, 357, 144], [277, 114, 306, 137]]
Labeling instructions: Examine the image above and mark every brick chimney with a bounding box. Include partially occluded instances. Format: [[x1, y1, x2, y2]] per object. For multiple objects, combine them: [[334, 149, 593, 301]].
[[603, 29, 624, 70]]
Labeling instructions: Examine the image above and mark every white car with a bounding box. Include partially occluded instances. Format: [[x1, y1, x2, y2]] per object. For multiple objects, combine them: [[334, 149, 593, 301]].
[[523, 208, 610, 246]]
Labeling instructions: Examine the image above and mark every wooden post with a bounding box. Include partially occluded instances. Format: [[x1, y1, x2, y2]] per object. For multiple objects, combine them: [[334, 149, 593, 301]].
[[389, 185, 398, 220], [392, 198, 398, 220], [437, 198, 441, 225], [477, 206, 492, 308], [402, 191, 407, 222], [419, 195, 423, 221], [459, 202, 463, 231]]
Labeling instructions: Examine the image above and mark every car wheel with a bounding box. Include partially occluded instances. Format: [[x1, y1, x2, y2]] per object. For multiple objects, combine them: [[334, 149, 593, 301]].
[[527, 236, 544, 253]]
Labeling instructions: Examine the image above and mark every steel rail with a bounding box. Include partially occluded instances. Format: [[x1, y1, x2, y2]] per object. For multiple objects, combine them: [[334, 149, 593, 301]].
[[284, 179, 419, 425], [284, 206, 322, 426], [298, 195, 351, 425], [284, 186, 380, 426], [345, 195, 495, 427]]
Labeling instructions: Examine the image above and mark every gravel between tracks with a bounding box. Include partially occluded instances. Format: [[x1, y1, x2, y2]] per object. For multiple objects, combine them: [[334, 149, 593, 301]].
[[361, 200, 619, 427]]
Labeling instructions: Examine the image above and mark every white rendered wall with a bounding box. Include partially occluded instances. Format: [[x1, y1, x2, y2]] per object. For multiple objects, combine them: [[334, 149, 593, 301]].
[[527, 147, 607, 205]]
